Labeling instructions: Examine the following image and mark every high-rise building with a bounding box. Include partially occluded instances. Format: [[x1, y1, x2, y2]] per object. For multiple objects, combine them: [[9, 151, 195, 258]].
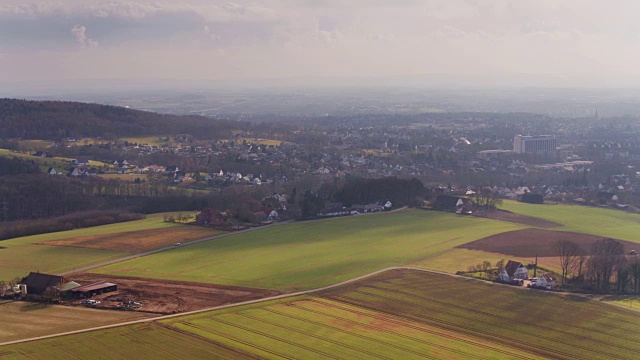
[[513, 135, 557, 154]]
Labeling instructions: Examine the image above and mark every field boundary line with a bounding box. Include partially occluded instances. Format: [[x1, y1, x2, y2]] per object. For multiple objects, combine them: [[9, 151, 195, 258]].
[[3, 264, 638, 347]]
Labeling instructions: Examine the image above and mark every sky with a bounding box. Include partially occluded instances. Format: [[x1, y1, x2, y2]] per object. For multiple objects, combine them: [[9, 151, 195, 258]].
[[2, 0, 640, 88]]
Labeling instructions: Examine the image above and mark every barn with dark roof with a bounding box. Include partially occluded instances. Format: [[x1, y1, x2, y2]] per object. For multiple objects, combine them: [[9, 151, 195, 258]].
[[21, 272, 66, 295]]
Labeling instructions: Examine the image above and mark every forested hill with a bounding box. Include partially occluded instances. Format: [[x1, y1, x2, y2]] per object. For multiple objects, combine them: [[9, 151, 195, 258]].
[[0, 98, 239, 140]]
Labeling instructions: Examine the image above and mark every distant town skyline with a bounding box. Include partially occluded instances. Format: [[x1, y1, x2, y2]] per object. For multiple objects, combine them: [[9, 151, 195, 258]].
[[3, 1, 640, 88]]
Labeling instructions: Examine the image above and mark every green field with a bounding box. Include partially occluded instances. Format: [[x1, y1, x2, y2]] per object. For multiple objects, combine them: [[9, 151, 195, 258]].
[[92, 209, 524, 291], [0, 213, 186, 281], [0, 300, 151, 343], [5, 269, 639, 359], [501, 200, 640, 243]]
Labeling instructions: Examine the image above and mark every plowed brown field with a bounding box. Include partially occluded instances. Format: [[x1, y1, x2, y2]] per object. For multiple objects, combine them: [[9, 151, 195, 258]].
[[67, 273, 279, 314], [458, 228, 638, 257], [40, 227, 224, 253]]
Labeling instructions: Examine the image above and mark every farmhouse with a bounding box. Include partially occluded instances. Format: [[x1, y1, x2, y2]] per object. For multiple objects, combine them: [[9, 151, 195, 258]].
[[21, 272, 66, 296], [70, 281, 118, 298], [196, 208, 227, 227], [499, 260, 529, 281], [433, 195, 473, 213]]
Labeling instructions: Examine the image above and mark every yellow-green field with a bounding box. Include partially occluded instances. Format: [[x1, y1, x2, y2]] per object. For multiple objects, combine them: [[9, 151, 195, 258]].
[[0, 300, 151, 343], [501, 200, 640, 243], [92, 209, 524, 291]]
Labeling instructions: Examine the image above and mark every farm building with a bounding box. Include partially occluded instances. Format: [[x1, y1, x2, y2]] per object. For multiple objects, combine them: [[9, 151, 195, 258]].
[[433, 195, 473, 213], [21, 272, 66, 296], [70, 281, 118, 298], [196, 208, 228, 227], [58, 281, 82, 292], [500, 260, 529, 281]]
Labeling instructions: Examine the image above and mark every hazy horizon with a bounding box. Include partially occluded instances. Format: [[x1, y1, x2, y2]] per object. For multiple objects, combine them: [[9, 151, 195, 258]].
[[3, 1, 640, 90]]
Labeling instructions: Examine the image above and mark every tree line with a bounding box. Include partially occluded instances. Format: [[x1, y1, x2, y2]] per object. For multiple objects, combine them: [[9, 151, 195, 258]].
[[0, 210, 143, 240], [555, 238, 640, 294]]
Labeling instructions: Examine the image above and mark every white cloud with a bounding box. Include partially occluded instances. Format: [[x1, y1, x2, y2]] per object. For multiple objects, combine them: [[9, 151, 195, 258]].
[[71, 24, 99, 48]]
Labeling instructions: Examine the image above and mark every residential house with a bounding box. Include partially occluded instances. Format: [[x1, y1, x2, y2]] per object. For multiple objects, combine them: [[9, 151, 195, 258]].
[[534, 273, 557, 289], [501, 260, 529, 280], [68, 168, 85, 177]]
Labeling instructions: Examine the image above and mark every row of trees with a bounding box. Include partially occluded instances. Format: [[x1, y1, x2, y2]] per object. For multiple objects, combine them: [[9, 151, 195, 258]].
[[555, 238, 640, 293]]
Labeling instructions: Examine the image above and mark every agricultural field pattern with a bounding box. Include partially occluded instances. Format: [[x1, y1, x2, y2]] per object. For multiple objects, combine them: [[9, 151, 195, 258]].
[[2, 203, 640, 359], [3, 270, 640, 359]]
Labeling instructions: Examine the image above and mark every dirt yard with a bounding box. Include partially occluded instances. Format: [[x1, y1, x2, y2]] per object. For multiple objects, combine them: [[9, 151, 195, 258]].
[[40, 227, 224, 253], [66, 273, 279, 314], [458, 228, 639, 257], [472, 209, 562, 228]]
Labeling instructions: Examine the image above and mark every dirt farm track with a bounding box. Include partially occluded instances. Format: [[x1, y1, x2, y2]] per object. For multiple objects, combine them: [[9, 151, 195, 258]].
[[458, 228, 639, 257], [67, 273, 279, 314]]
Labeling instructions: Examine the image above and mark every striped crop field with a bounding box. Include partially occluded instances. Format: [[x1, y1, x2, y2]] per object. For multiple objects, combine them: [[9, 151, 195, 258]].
[[3, 270, 639, 359], [165, 297, 537, 360], [0, 323, 252, 359], [320, 269, 640, 360]]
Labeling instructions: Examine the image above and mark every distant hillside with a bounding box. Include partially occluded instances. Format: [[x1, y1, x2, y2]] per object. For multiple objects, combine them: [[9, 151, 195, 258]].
[[0, 98, 239, 140]]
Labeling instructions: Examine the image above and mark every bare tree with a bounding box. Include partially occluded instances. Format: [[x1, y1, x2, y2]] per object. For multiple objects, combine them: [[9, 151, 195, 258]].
[[554, 239, 581, 286], [577, 255, 587, 278], [0, 280, 6, 297], [587, 238, 626, 292], [474, 188, 503, 210], [628, 259, 640, 294], [481, 260, 492, 279]]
